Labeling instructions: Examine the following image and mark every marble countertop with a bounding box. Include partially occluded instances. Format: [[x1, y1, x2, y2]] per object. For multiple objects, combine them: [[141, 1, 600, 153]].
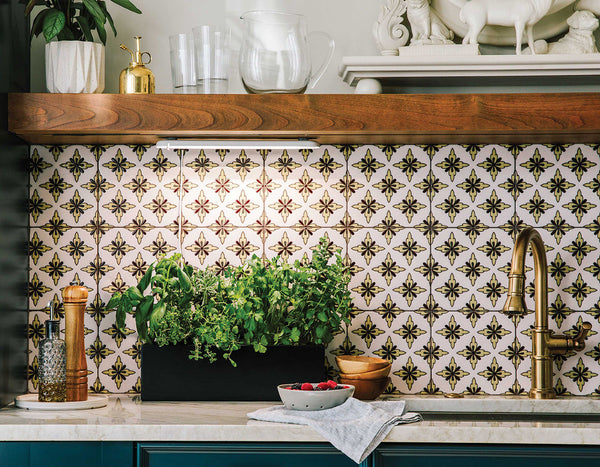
[[1, 395, 600, 443]]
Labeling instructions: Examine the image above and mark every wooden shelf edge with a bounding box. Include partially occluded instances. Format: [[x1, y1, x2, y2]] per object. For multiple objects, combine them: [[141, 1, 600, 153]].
[[9, 93, 600, 145]]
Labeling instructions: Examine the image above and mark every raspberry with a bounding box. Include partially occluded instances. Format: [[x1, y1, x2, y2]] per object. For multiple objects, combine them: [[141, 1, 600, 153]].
[[317, 382, 330, 390], [300, 383, 314, 391], [326, 380, 338, 390]]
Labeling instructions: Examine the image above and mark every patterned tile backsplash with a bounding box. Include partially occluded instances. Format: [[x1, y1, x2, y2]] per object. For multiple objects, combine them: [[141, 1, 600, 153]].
[[27, 143, 600, 396]]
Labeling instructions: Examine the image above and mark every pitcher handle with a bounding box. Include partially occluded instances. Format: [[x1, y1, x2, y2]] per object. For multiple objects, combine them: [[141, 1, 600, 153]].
[[308, 31, 335, 90]]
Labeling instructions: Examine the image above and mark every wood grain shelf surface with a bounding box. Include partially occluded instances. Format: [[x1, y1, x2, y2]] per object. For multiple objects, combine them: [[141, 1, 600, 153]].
[[8, 92, 600, 145]]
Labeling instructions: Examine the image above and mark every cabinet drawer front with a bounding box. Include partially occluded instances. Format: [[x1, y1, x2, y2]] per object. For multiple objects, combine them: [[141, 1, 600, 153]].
[[138, 443, 360, 467], [0, 442, 133, 467], [373, 444, 600, 467]]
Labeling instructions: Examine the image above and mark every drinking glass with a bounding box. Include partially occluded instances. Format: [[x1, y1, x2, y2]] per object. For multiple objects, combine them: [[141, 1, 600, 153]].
[[169, 34, 197, 93], [193, 25, 230, 94]]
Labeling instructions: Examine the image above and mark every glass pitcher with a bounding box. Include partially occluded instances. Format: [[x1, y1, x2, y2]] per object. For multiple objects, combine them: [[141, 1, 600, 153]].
[[239, 10, 335, 94]]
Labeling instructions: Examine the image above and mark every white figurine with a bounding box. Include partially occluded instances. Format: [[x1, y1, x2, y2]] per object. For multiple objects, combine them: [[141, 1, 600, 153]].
[[576, 0, 600, 15], [459, 0, 555, 54], [547, 10, 599, 53], [373, 0, 410, 55], [407, 0, 455, 45]]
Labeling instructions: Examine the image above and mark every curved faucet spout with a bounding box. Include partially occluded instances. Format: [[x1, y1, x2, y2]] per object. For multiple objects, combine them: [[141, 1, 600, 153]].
[[503, 227, 548, 327], [504, 227, 591, 399]]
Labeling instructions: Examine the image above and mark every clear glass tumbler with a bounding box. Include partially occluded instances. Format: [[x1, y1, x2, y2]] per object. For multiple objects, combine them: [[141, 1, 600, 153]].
[[169, 33, 198, 94], [193, 25, 230, 94]]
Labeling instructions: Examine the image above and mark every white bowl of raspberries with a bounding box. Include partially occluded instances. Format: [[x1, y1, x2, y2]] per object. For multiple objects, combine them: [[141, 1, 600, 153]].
[[277, 381, 355, 411]]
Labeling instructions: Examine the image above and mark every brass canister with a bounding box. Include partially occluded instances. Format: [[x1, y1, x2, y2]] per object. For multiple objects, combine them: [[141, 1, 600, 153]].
[[119, 36, 155, 94]]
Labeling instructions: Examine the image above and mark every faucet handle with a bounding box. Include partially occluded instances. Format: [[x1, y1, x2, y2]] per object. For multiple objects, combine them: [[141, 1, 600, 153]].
[[572, 322, 592, 352]]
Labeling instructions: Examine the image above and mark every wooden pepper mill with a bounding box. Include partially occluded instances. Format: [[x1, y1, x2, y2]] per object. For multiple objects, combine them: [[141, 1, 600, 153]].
[[63, 280, 88, 401]]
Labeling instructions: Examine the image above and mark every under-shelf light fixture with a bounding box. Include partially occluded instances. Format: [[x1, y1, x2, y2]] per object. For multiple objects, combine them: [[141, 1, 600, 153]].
[[156, 139, 320, 150]]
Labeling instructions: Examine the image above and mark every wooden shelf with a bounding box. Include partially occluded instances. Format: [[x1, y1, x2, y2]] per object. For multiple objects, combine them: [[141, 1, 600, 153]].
[[8, 92, 600, 145]]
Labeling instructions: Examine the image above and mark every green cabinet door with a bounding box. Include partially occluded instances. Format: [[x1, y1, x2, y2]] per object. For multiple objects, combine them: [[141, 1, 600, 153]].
[[137, 443, 366, 467], [0, 442, 134, 467], [373, 444, 600, 467]]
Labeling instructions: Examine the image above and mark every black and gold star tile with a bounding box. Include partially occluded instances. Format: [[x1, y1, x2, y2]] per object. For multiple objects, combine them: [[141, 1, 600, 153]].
[[23, 143, 600, 395], [28, 189, 52, 226], [391, 311, 429, 350], [392, 356, 428, 393], [28, 147, 53, 182]]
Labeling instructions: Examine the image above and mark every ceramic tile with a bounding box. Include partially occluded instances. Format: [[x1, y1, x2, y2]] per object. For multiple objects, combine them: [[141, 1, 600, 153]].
[[432, 311, 515, 394], [432, 145, 514, 228], [29, 228, 97, 312], [27, 344, 39, 393], [97, 349, 139, 394], [555, 228, 600, 311], [348, 228, 430, 310], [391, 351, 430, 395], [477, 312, 516, 394], [517, 145, 599, 229], [347, 146, 430, 229], [265, 148, 346, 228], [431, 228, 513, 311], [182, 149, 264, 228], [515, 146, 559, 228], [26, 144, 600, 396], [29, 146, 55, 185], [183, 227, 263, 271], [99, 147, 181, 228], [30, 146, 97, 228], [346, 313, 388, 354]]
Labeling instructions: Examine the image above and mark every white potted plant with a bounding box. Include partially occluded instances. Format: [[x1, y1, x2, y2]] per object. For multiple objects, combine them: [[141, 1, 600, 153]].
[[25, 0, 141, 93]]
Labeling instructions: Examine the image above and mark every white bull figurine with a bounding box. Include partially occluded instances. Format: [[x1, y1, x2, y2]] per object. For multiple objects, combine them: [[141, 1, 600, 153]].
[[459, 0, 555, 54]]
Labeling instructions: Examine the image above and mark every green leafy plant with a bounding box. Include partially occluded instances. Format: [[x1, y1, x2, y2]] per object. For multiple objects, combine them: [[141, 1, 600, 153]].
[[24, 0, 141, 44], [228, 238, 352, 352], [106, 237, 353, 365]]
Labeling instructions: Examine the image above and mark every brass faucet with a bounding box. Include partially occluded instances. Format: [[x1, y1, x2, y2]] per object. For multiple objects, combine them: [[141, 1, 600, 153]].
[[503, 227, 592, 399]]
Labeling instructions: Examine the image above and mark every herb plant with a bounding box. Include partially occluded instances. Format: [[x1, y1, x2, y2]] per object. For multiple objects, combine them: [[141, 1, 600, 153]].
[[106, 237, 353, 365], [24, 0, 142, 44]]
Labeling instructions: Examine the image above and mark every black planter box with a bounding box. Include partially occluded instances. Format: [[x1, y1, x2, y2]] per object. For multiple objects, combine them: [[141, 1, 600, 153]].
[[141, 343, 326, 401]]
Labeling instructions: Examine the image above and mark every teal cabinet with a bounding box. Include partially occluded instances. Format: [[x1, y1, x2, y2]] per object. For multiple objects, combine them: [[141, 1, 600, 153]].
[[3, 441, 600, 467], [137, 443, 365, 467], [0, 442, 133, 467], [372, 444, 600, 467]]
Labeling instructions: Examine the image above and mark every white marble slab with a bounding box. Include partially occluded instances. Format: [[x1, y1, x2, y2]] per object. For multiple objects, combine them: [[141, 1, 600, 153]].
[[397, 394, 600, 414], [1, 395, 600, 443]]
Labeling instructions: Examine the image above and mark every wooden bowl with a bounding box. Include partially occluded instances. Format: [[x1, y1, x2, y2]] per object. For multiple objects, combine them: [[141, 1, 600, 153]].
[[339, 377, 390, 400], [335, 355, 390, 374], [339, 363, 391, 380]]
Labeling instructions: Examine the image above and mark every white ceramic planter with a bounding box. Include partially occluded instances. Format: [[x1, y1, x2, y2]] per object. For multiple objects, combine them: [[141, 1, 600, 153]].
[[45, 41, 105, 93]]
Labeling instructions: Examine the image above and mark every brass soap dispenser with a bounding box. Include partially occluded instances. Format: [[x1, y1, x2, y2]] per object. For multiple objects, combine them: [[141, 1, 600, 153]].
[[119, 36, 155, 94]]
